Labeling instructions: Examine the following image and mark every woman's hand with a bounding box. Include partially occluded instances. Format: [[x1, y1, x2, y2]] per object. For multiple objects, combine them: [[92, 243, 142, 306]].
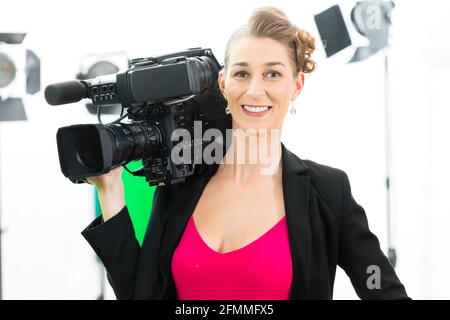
[[85, 166, 124, 191], [86, 166, 126, 222]]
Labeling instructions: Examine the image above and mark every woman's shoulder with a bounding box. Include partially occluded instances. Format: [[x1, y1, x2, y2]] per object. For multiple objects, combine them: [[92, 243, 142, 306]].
[[302, 158, 346, 181], [285, 147, 349, 203], [283, 144, 347, 184]]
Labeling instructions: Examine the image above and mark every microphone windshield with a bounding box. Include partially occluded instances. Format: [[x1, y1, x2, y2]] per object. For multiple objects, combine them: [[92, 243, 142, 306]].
[[45, 81, 87, 106]]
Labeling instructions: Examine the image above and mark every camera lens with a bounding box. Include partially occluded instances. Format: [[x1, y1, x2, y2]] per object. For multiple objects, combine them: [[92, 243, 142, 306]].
[[106, 123, 160, 166], [76, 128, 103, 170]]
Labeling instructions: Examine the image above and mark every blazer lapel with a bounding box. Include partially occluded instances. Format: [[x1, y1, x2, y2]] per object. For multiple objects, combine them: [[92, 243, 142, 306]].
[[281, 143, 312, 299]]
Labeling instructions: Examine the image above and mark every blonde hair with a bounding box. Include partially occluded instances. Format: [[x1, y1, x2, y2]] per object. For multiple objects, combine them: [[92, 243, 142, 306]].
[[224, 6, 316, 76]]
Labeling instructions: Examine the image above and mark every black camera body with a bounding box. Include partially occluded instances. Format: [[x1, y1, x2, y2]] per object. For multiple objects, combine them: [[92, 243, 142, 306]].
[[48, 48, 231, 186]]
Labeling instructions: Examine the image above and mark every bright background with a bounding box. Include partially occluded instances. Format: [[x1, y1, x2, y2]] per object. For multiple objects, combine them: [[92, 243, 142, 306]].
[[0, 0, 449, 299]]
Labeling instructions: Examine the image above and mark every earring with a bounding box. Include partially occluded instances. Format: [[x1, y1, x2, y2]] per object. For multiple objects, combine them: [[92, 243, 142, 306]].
[[223, 90, 231, 114], [290, 101, 296, 115]]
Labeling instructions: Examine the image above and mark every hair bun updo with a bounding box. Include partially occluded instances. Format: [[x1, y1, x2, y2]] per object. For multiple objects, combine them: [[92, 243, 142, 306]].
[[296, 27, 316, 74], [224, 6, 317, 75]]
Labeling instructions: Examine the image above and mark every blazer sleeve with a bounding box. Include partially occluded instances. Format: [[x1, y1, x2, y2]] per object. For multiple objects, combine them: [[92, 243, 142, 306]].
[[81, 205, 140, 300], [337, 171, 411, 300]]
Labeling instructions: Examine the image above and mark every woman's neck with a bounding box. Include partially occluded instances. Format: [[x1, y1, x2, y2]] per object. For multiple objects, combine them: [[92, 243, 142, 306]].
[[217, 127, 282, 184]]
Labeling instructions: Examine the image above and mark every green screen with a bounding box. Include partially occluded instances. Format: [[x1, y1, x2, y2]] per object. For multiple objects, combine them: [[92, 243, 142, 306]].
[[95, 160, 156, 246]]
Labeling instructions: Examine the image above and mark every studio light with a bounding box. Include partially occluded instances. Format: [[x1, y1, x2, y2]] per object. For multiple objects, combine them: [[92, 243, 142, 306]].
[[314, 1, 395, 63], [349, 0, 395, 62], [0, 52, 17, 89], [76, 52, 128, 116], [0, 33, 41, 121]]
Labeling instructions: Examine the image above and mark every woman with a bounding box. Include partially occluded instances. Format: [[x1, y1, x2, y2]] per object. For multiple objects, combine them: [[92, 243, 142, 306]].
[[82, 6, 410, 300]]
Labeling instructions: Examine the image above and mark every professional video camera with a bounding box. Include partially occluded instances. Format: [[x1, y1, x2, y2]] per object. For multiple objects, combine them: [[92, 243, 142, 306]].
[[45, 48, 231, 186]]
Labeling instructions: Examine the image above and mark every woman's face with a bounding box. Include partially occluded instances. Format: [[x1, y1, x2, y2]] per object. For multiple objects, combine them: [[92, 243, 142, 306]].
[[219, 37, 304, 133]]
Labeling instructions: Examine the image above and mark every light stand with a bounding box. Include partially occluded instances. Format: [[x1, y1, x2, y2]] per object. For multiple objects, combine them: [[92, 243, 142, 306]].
[[384, 49, 397, 267]]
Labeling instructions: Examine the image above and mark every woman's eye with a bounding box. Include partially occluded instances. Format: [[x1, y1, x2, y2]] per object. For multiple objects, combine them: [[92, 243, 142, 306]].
[[265, 71, 281, 78], [233, 71, 248, 78]]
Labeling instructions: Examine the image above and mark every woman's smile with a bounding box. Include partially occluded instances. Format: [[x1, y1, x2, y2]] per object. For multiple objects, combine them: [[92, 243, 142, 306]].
[[241, 105, 273, 117]]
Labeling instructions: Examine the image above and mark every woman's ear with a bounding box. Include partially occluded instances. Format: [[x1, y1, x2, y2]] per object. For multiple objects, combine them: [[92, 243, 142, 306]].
[[292, 72, 304, 100], [218, 70, 226, 98]]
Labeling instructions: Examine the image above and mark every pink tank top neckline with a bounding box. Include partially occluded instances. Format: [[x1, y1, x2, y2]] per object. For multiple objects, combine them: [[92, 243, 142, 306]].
[[191, 215, 287, 255], [171, 213, 293, 300]]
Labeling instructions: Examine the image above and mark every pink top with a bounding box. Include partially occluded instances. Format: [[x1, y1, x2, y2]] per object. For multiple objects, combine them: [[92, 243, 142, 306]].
[[171, 214, 293, 300]]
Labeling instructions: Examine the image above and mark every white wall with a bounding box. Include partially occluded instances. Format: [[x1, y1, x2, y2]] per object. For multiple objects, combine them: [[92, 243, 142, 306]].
[[0, 0, 448, 299]]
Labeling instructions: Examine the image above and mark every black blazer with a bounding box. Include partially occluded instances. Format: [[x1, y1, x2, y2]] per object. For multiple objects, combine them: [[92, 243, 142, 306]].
[[82, 142, 410, 300]]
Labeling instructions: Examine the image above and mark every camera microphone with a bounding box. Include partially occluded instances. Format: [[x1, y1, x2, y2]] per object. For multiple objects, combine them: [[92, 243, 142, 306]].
[[44, 81, 87, 106]]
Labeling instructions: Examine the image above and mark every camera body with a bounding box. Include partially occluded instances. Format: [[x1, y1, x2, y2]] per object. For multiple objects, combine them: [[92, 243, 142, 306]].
[[50, 48, 231, 186]]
